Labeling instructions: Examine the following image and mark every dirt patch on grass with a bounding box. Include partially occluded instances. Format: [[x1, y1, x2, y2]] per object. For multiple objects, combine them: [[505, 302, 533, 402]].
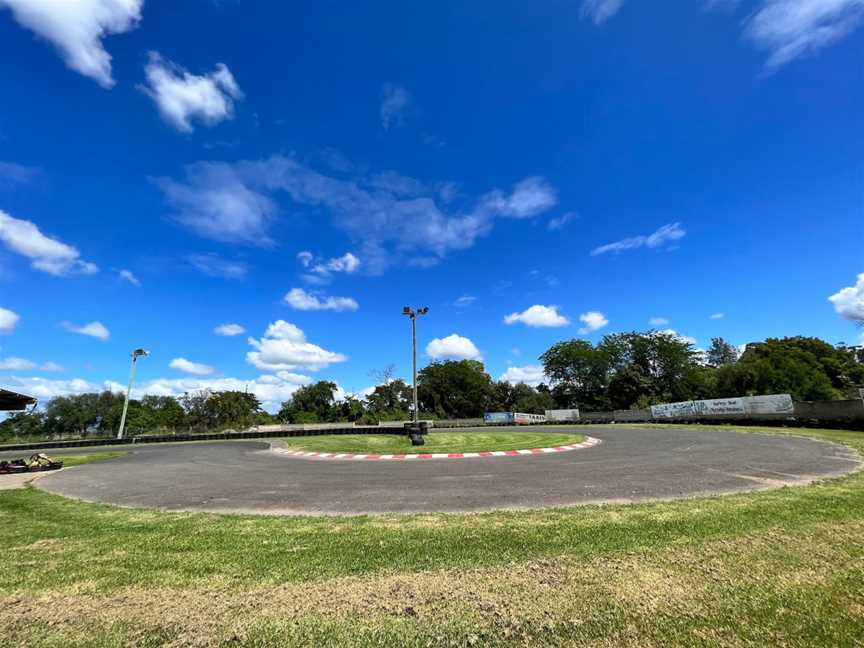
[[3, 521, 863, 646]]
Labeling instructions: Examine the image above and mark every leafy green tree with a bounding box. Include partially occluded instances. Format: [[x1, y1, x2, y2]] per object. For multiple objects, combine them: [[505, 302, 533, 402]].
[[417, 360, 494, 418], [715, 337, 864, 401], [278, 381, 338, 423], [0, 411, 45, 440], [706, 337, 739, 367], [366, 379, 412, 418], [540, 339, 613, 410], [206, 391, 262, 429]]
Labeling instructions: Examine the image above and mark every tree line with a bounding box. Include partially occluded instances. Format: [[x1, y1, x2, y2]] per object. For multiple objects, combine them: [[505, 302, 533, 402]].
[[2, 332, 862, 441]]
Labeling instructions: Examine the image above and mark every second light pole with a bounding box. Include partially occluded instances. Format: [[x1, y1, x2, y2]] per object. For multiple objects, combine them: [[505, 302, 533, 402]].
[[402, 306, 429, 424]]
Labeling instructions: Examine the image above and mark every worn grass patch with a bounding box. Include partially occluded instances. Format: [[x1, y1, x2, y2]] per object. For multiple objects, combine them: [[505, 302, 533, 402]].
[[1, 425, 863, 646], [53, 452, 126, 468], [277, 431, 585, 454]]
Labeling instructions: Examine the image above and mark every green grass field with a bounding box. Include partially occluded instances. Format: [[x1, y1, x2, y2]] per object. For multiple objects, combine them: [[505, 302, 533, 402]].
[[278, 431, 585, 454], [1, 425, 862, 647]]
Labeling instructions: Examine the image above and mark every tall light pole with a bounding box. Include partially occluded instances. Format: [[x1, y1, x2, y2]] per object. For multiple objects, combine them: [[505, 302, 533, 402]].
[[402, 306, 429, 424], [117, 348, 150, 440]]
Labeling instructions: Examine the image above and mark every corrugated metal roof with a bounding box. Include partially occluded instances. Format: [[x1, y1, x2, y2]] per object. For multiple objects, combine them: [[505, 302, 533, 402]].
[[0, 389, 37, 411]]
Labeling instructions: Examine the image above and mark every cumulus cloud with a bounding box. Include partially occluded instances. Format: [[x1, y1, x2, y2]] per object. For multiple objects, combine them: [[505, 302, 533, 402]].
[[578, 311, 609, 334], [649, 317, 670, 326], [157, 164, 277, 245], [284, 288, 359, 312], [0, 374, 312, 413], [156, 156, 557, 270], [0, 210, 98, 276], [61, 321, 110, 341], [746, 0, 864, 70], [187, 254, 248, 279], [0, 307, 19, 333], [504, 305, 570, 328], [0, 357, 64, 371], [829, 273, 864, 322], [591, 222, 686, 256], [426, 334, 482, 361], [141, 52, 243, 132], [380, 83, 412, 130], [246, 320, 348, 371], [0, 0, 142, 87], [169, 357, 215, 376], [499, 365, 548, 387], [297, 251, 360, 283], [214, 323, 245, 336], [118, 269, 140, 286], [580, 0, 625, 24]]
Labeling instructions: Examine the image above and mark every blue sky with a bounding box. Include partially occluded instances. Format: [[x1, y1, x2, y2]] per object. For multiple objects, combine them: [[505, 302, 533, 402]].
[[0, 0, 862, 411]]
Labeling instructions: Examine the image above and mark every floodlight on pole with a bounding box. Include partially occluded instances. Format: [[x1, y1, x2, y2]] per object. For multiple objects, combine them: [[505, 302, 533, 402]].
[[117, 348, 150, 440], [401, 306, 429, 424]]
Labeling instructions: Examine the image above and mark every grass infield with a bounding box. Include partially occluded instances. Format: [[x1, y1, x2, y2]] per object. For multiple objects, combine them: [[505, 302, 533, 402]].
[[277, 431, 586, 454], [1, 425, 862, 647]]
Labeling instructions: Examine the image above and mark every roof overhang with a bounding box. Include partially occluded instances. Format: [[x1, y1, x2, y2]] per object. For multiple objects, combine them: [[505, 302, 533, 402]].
[[0, 389, 37, 411]]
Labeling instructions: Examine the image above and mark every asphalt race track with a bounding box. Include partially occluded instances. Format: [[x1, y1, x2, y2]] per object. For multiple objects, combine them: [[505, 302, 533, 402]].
[[14, 427, 862, 515]]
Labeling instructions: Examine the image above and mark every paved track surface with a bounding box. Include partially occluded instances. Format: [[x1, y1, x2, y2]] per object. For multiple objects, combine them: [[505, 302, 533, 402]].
[[16, 427, 861, 515]]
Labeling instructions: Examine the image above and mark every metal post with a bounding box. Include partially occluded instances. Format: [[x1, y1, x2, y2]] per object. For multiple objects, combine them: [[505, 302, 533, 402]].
[[117, 354, 137, 440], [412, 314, 418, 424], [117, 348, 149, 440]]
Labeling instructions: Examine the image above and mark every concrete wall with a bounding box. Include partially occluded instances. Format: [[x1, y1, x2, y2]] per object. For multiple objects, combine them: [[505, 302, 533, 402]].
[[793, 399, 864, 421]]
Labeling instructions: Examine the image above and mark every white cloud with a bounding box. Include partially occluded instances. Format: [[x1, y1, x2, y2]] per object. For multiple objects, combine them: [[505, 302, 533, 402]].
[[580, 0, 625, 24], [380, 83, 412, 130], [426, 334, 482, 361], [504, 305, 570, 328], [156, 156, 557, 271], [649, 317, 670, 326], [0, 376, 103, 401], [169, 357, 215, 376], [0, 210, 98, 276], [0, 0, 142, 87], [0, 374, 313, 413], [478, 177, 558, 220], [710, 312, 725, 320], [298, 251, 361, 283], [829, 273, 864, 322], [578, 311, 609, 334], [188, 254, 248, 279], [141, 52, 243, 132], [499, 365, 548, 387], [157, 164, 277, 245], [61, 321, 110, 341], [246, 320, 348, 371], [745, 0, 864, 70], [284, 288, 359, 312], [455, 295, 476, 307], [547, 211, 576, 231], [214, 323, 245, 336], [659, 329, 698, 345], [0, 307, 19, 333], [591, 222, 686, 256], [0, 357, 64, 371], [118, 269, 140, 286]]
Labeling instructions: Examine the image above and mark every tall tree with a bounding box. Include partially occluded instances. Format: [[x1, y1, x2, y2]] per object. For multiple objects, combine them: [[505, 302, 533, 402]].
[[279, 381, 338, 423], [417, 360, 494, 418], [706, 337, 739, 366]]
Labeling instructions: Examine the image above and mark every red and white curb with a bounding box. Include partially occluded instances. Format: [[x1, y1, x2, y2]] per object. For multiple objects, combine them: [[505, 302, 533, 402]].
[[271, 436, 601, 461]]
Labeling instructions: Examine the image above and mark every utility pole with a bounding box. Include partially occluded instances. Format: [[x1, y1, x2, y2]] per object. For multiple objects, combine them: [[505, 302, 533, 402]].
[[402, 306, 429, 424], [117, 348, 150, 440]]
